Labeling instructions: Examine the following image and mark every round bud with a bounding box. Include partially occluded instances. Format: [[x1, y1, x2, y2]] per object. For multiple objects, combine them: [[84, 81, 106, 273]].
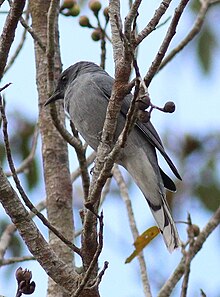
[[103, 7, 109, 21], [79, 16, 91, 27], [89, 0, 102, 14], [16, 267, 24, 282], [192, 224, 200, 237], [137, 110, 150, 123], [137, 95, 151, 111], [61, 0, 75, 10], [163, 101, 175, 113], [69, 4, 80, 16], [23, 269, 32, 282], [91, 29, 101, 41]]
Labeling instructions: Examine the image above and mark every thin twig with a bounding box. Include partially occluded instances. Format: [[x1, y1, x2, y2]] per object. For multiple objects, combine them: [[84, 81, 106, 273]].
[[144, 0, 190, 87], [88, 261, 109, 289], [0, 0, 6, 7], [0, 199, 46, 261], [4, 11, 29, 74], [46, 0, 57, 93], [135, 0, 173, 46], [50, 105, 90, 200], [159, 0, 211, 71], [158, 206, 220, 297], [0, 92, 81, 256], [0, 255, 35, 266], [180, 214, 194, 297], [19, 16, 46, 52], [113, 165, 152, 297], [72, 212, 105, 297], [71, 151, 96, 183], [0, 0, 26, 79], [124, 0, 142, 39], [7, 0, 46, 52], [6, 124, 39, 176]]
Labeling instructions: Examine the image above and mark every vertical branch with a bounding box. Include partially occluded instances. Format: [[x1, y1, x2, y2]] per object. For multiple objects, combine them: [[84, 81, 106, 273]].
[[109, 0, 123, 64], [30, 1, 74, 296], [113, 165, 152, 297], [46, 0, 57, 93]]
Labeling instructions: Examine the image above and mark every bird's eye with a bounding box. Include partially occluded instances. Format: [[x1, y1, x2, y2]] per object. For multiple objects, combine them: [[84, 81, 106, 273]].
[[61, 75, 67, 83]]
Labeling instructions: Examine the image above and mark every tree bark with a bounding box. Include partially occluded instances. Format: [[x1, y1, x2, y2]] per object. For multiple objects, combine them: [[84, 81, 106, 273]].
[[29, 1, 74, 296]]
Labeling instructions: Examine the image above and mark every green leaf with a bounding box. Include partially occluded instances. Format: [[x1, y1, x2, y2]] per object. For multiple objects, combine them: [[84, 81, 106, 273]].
[[195, 183, 220, 212], [197, 25, 216, 73]]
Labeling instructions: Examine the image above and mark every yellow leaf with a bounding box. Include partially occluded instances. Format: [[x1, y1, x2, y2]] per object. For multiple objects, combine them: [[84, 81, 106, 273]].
[[125, 226, 160, 264]]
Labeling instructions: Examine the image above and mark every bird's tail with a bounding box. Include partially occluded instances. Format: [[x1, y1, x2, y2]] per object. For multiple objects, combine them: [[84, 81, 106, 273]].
[[123, 152, 180, 252], [146, 193, 180, 252]]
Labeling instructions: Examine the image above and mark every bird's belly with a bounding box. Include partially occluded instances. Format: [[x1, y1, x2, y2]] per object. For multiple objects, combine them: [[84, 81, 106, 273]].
[[68, 100, 108, 151]]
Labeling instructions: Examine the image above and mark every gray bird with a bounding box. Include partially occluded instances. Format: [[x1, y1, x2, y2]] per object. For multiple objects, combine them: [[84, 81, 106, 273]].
[[45, 61, 181, 252]]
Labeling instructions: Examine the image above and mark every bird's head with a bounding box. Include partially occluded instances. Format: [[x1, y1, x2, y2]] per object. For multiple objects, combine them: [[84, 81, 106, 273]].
[[44, 61, 100, 106]]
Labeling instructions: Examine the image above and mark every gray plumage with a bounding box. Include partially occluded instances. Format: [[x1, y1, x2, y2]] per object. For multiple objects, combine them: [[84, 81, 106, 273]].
[[45, 61, 181, 252]]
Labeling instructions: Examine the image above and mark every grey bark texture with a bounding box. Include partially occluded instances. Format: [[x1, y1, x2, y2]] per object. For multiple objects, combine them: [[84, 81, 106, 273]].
[[29, 1, 74, 296]]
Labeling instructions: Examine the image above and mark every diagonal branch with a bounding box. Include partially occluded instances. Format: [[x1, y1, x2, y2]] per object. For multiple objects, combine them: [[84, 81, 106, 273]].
[[0, 200, 46, 261], [158, 206, 220, 297], [19, 15, 46, 52], [159, 0, 212, 71], [135, 0, 173, 46], [144, 0, 190, 87], [4, 10, 29, 74], [0, 165, 79, 292], [0, 0, 26, 79], [6, 124, 39, 176], [0, 92, 81, 256]]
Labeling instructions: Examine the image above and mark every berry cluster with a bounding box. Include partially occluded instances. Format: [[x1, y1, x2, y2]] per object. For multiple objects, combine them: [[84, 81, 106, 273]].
[[79, 1, 109, 42], [60, 0, 80, 17], [137, 94, 176, 123]]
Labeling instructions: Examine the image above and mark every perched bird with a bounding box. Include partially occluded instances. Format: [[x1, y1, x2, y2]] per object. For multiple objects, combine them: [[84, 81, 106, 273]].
[[45, 61, 181, 252]]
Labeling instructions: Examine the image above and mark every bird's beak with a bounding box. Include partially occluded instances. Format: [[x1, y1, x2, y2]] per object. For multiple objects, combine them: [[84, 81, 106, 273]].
[[44, 89, 63, 106]]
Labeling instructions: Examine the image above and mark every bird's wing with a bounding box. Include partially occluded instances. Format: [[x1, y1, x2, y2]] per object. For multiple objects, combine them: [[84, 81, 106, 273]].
[[92, 73, 181, 181]]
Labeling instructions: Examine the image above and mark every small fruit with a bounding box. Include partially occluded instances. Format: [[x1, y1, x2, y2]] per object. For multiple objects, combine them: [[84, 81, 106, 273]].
[[79, 16, 91, 27], [89, 0, 102, 14], [163, 101, 175, 113], [61, 0, 75, 10], [91, 29, 101, 41], [137, 110, 150, 123], [103, 7, 109, 21], [69, 4, 80, 16], [192, 224, 200, 237], [137, 95, 151, 110]]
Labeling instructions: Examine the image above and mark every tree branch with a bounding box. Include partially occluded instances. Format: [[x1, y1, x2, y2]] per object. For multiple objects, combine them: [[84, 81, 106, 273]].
[[0, 255, 35, 266], [144, 0, 190, 87], [135, 0, 173, 46], [0, 199, 46, 261], [158, 206, 220, 297], [0, 93, 81, 256], [0, 0, 26, 79], [50, 105, 90, 200], [109, 0, 123, 63], [5, 124, 39, 177], [0, 165, 79, 292], [4, 10, 29, 74], [19, 15, 46, 52], [113, 165, 152, 297], [159, 0, 212, 71]]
